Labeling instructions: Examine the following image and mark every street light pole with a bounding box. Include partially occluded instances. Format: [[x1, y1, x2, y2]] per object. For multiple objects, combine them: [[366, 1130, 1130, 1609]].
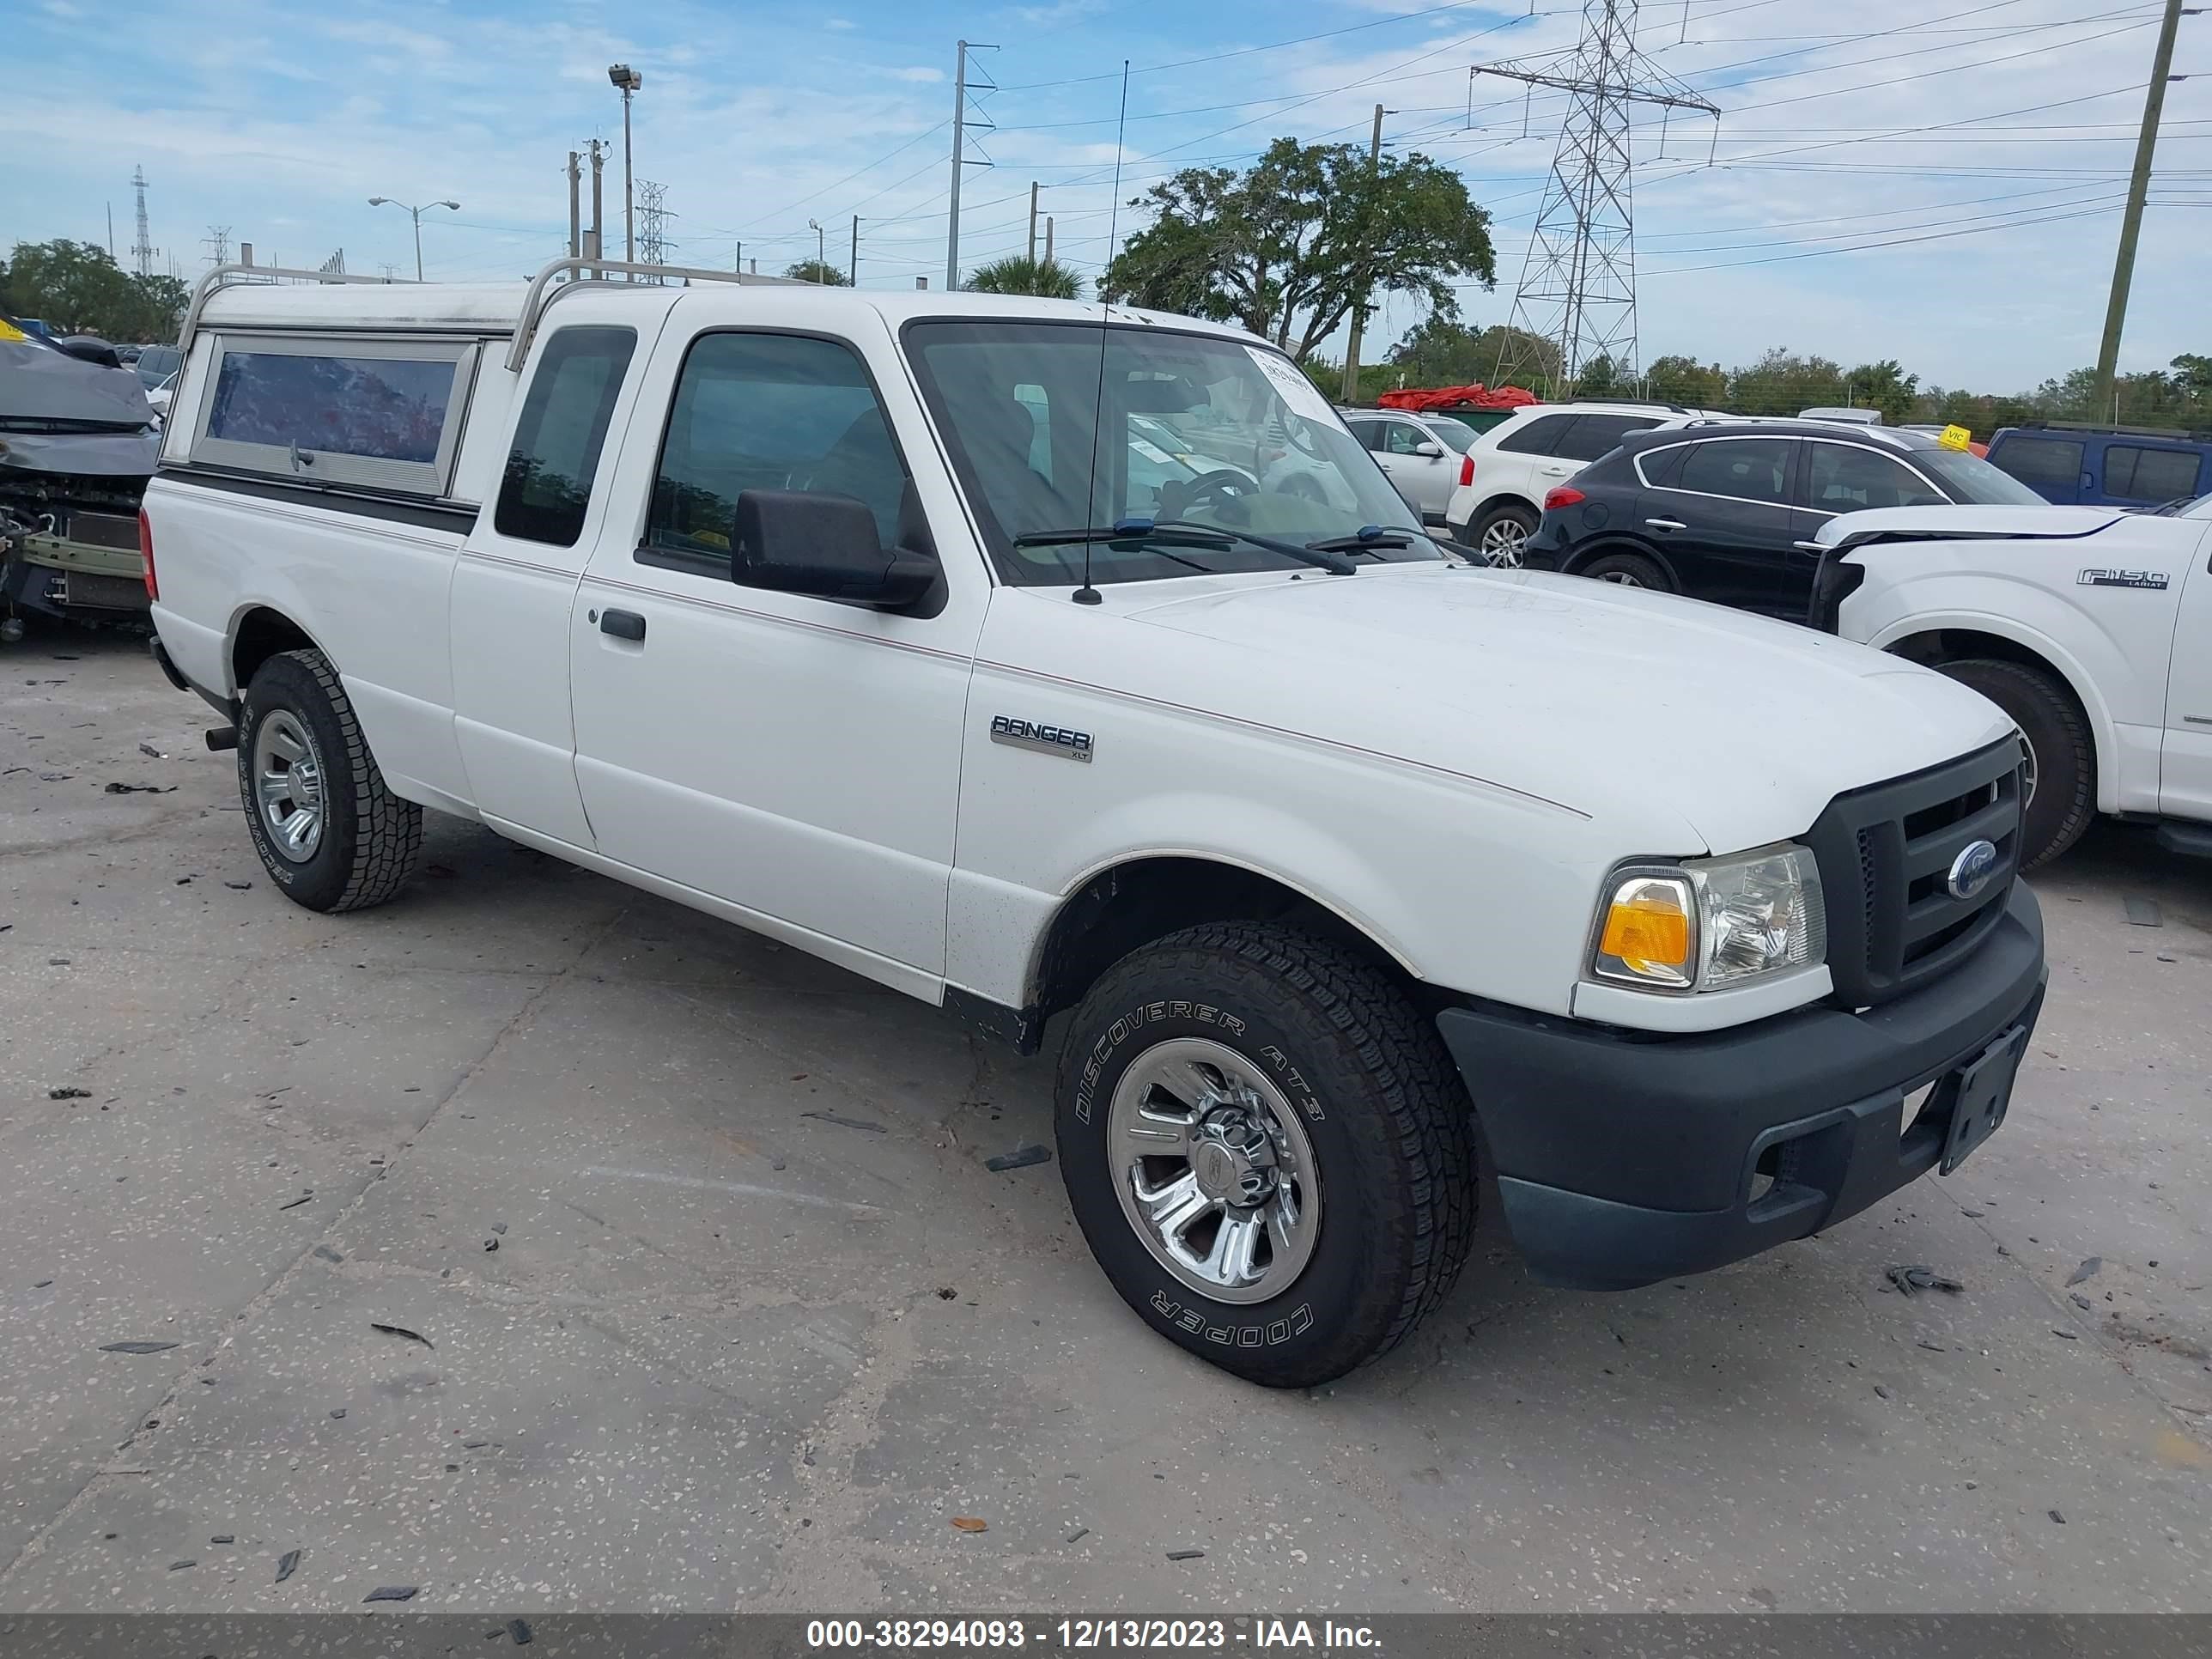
[[368, 197, 459, 280], [608, 64, 644, 271]]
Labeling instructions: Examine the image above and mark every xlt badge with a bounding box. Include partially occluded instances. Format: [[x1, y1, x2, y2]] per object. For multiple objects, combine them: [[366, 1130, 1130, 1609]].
[[991, 715, 1094, 763]]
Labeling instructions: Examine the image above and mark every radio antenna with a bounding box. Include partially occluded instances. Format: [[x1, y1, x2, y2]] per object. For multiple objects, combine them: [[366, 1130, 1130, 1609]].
[[1073, 58, 1130, 607]]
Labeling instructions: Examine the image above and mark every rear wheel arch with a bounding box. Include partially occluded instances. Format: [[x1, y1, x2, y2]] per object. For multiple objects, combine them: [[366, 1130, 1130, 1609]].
[[229, 606, 324, 699]]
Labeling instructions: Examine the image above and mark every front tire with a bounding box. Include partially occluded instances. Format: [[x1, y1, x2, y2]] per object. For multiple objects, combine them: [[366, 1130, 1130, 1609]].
[[1936, 658, 2094, 867], [239, 648, 422, 912], [1055, 923, 1478, 1388]]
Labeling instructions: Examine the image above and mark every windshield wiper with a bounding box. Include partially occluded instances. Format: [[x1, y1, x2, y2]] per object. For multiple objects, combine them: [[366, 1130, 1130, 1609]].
[[1306, 525, 1414, 556], [1015, 517, 1358, 577]]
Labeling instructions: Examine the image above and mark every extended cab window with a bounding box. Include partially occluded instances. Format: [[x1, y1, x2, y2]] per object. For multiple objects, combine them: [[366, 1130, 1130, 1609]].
[[494, 326, 636, 547], [646, 332, 908, 566], [192, 334, 477, 496]]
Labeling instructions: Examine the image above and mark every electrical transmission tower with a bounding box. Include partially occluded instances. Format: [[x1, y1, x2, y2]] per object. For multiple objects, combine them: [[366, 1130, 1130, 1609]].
[[131, 166, 155, 276], [204, 225, 233, 268], [1478, 0, 1717, 395], [635, 179, 674, 280]]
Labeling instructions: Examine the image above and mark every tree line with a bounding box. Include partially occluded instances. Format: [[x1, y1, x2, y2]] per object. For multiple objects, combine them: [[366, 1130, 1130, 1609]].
[[3, 240, 192, 344], [1333, 320, 2211, 438]]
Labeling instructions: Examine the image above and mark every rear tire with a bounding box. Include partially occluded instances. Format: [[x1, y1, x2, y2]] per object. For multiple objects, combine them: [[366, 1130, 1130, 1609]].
[[238, 648, 422, 912], [1936, 658, 2094, 867], [1054, 922, 1478, 1388], [1577, 550, 1672, 592], [1471, 502, 1539, 568]]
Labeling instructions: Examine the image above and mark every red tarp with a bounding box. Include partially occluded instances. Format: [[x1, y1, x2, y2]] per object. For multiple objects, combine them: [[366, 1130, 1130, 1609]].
[[1376, 384, 1540, 413]]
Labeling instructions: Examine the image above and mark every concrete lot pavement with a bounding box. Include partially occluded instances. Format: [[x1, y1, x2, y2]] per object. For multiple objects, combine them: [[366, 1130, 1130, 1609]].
[[1, 631, 2207, 1613]]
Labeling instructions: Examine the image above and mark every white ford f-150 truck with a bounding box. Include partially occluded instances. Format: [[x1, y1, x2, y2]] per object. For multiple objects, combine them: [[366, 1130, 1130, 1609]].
[[1811, 500, 2212, 867], [145, 259, 2048, 1387]]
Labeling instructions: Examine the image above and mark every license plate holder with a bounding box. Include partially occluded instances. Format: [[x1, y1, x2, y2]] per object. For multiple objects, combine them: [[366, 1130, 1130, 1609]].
[[1940, 1026, 2027, 1175]]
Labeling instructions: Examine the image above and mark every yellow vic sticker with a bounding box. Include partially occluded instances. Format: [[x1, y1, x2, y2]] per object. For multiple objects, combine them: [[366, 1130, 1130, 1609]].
[[0, 319, 27, 343], [1937, 424, 1972, 452]]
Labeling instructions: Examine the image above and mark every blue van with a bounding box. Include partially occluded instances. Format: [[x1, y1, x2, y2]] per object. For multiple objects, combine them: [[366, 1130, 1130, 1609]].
[[1984, 423, 2212, 508]]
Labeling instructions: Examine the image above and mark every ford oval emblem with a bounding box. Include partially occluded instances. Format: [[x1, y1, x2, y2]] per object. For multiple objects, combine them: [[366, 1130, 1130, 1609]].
[[1947, 839, 2000, 901]]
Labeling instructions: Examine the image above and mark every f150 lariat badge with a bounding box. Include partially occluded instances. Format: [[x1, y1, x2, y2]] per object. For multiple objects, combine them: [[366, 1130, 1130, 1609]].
[[990, 715, 1095, 763], [2077, 568, 2169, 590]]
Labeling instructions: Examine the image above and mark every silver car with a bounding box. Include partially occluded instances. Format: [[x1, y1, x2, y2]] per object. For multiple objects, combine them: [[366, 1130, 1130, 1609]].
[[1340, 409, 1476, 525]]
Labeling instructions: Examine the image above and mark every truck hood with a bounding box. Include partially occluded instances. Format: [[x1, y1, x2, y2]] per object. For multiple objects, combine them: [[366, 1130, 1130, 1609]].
[[1815, 504, 2125, 547], [1116, 562, 2014, 854]]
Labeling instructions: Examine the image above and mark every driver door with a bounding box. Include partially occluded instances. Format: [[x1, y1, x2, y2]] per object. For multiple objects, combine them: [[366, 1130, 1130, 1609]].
[[567, 310, 986, 988]]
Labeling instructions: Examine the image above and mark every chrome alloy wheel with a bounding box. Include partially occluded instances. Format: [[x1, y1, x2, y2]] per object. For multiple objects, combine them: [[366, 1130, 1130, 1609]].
[[252, 708, 327, 862], [1597, 568, 1645, 586], [1106, 1037, 1322, 1305], [1480, 518, 1528, 567]]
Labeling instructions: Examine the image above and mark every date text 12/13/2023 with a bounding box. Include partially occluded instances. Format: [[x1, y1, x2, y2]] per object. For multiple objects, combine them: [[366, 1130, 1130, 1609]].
[[805, 1618, 1383, 1650]]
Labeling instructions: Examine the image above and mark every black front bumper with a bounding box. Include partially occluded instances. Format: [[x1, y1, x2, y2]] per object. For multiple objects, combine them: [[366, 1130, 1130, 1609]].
[[1437, 883, 2046, 1290]]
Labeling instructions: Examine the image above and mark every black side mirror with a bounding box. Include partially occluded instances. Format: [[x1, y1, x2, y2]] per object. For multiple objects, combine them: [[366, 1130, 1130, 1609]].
[[732, 489, 937, 610]]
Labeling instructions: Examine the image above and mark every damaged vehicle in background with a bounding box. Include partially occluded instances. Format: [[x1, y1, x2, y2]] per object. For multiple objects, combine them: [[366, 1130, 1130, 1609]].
[[0, 315, 158, 640]]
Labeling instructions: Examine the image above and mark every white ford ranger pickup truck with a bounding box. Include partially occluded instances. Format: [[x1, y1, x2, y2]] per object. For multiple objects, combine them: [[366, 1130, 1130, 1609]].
[[143, 260, 2048, 1386]]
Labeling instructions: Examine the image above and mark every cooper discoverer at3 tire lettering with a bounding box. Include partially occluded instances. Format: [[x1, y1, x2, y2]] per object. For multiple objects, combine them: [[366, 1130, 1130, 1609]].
[[1054, 921, 1479, 1388]]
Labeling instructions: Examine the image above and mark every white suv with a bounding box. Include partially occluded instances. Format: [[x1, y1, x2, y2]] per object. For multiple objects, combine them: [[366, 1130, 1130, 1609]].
[[1446, 401, 1711, 562]]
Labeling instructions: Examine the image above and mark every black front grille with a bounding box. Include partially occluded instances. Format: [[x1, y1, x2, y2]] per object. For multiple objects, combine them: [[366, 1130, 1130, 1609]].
[[1807, 738, 2024, 1007]]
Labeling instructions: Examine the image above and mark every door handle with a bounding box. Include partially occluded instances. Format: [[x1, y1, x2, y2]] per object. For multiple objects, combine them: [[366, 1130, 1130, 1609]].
[[599, 608, 647, 642], [1645, 518, 1686, 532]]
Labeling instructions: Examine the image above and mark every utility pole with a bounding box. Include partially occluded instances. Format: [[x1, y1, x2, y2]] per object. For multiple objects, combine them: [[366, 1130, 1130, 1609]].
[[1340, 104, 1387, 406], [850, 215, 860, 288], [810, 218, 825, 278], [2094, 0, 2190, 412], [945, 39, 998, 291], [587, 140, 605, 263], [567, 151, 581, 259], [1043, 216, 1054, 265], [107, 204, 115, 260], [1027, 181, 1039, 263]]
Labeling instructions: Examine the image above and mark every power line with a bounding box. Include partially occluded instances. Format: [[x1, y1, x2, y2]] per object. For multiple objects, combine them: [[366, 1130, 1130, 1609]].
[[1000, 2, 1577, 92]]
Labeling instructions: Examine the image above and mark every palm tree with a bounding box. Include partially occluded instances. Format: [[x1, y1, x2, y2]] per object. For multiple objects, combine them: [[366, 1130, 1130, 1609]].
[[782, 259, 849, 286], [963, 255, 1083, 301]]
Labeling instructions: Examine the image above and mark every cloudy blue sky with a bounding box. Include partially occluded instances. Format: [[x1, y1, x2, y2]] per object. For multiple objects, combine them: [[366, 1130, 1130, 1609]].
[[5, 0, 2206, 390]]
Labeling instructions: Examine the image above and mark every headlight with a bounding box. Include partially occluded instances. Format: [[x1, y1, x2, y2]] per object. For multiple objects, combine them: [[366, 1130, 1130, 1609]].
[[1589, 844, 1825, 994]]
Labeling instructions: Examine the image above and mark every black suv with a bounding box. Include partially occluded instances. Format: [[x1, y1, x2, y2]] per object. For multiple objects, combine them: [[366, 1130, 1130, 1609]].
[[1522, 422, 2046, 620]]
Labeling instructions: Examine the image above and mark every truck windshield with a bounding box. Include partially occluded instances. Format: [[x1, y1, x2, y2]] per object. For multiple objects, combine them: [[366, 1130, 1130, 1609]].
[[1915, 447, 2048, 507], [903, 319, 1437, 586]]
